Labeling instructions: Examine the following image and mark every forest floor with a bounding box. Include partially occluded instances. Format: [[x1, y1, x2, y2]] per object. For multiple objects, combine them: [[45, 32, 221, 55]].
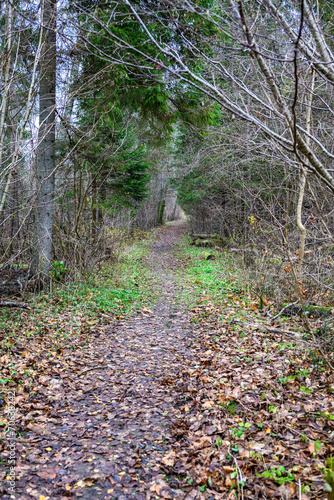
[[1, 221, 334, 500]]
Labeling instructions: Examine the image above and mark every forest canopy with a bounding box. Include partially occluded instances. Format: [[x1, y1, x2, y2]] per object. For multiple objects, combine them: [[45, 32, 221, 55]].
[[1, 0, 334, 304]]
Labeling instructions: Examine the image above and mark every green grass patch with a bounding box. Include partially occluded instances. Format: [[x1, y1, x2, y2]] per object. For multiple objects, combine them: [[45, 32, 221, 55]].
[[0, 237, 161, 351], [49, 240, 159, 317], [174, 240, 247, 310]]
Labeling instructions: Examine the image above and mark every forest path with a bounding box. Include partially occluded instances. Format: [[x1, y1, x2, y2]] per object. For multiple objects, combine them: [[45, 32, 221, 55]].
[[9, 222, 334, 500], [16, 221, 199, 500]]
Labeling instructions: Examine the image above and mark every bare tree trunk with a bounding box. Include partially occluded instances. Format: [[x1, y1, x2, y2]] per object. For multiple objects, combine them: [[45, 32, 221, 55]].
[[31, 0, 57, 285], [296, 70, 315, 278], [0, 1, 13, 214]]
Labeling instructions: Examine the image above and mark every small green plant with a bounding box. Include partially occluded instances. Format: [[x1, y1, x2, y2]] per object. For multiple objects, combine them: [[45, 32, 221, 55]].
[[301, 484, 311, 495], [313, 440, 322, 454], [226, 400, 238, 414], [324, 456, 334, 497], [258, 466, 294, 485], [250, 450, 262, 460], [300, 386, 313, 395], [269, 404, 278, 414], [231, 427, 243, 439], [279, 375, 295, 384], [230, 422, 250, 439], [51, 260, 68, 281], [296, 369, 310, 377]]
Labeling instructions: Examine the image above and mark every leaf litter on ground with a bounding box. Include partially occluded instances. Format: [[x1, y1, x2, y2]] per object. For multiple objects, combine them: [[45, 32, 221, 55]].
[[0, 221, 333, 499]]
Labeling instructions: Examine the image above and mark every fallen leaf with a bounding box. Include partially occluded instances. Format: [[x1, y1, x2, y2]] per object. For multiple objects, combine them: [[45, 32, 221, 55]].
[[162, 451, 175, 467], [193, 436, 212, 449], [37, 467, 58, 480]]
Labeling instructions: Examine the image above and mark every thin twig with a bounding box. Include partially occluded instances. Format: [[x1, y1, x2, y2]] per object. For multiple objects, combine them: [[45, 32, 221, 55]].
[[236, 399, 255, 414], [78, 365, 104, 376], [270, 301, 299, 322]]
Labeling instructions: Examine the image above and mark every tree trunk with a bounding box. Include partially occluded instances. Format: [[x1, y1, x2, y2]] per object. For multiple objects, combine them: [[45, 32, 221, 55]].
[[31, 0, 57, 285], [0, 1, 13, 216], [296, 70, 315, 279]]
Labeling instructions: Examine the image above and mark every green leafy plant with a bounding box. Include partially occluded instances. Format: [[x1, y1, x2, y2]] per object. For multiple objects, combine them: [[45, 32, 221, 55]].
[[314, 440, 322, 454], [302, 484, 311, 495], [296, 369, 310, 377], [258, 466, 294, 485], [226, 400, 238, 414], [300, 386, 313, 395], [269, 404, 278, 413], [230, 422, 250, 439], [324, 456, 334, 498], [51, 260, 68, 281], [279, 375, 295, 384], [250, 450, 262, 460]]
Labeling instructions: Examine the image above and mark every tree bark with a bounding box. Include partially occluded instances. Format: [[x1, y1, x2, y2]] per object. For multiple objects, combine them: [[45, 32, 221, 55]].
[[296, 70, 315, 278], [0, 301, 30, 309], [0, 1, 13, 216], [31, 0, 57, 285]]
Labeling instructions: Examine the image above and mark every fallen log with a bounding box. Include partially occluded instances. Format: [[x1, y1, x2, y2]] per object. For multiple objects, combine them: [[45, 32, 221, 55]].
[[194, 239, 215, 248], [0, 301, 30, 309], [190, 233, 230, 248], [280, 303, 333, 318], [200, 251, 216, 260], [190, 233, 220, 239]]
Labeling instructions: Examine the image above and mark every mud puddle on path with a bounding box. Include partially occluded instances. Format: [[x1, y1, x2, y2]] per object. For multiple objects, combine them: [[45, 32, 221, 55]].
[[14, 221, 197, 500]]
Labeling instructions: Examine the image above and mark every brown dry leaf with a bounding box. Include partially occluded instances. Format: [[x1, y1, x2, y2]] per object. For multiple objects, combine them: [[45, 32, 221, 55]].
[[150, 479, 176, 499], [142, 306, 153, 314], [307, 441, 315, 454], [36, 467, 58, 480], [193, 436, 212, 449], [184, 490, 198, 500], [231, 386, 241, 398], [162, 450, 176, 467], [225, 476, 235, 488], [278, 483, 295, 499], [26, 423, 51, 435], [202, 400, 214, 409], [76, 478, 95, 488], [38, 376, 50, 386], [222, 466, 235, 473]]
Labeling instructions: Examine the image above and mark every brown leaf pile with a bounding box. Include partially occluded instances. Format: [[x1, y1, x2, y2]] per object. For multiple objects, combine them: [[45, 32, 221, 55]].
[[162, 306, 334, 499], [1, 222, 333, 500]]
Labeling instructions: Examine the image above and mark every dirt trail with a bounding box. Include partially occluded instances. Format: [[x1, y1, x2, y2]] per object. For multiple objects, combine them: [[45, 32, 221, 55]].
[[6, 221, 334, 500], [14, 221, 197, 500]]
